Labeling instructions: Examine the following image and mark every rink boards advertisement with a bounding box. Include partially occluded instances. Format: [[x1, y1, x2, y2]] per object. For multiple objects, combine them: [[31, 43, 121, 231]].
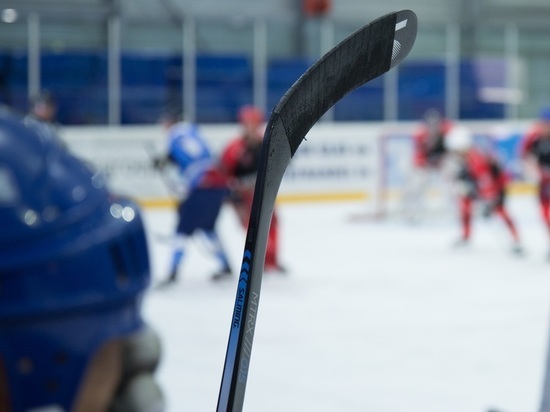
[[61, 121, 532, 208]]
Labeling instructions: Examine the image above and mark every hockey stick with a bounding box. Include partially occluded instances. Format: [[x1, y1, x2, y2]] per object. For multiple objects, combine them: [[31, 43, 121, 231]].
[[216, 10, 418, 412]]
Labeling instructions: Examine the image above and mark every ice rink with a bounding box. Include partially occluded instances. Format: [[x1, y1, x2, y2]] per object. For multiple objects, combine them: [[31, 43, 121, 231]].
[[142, 195, 550, 412]]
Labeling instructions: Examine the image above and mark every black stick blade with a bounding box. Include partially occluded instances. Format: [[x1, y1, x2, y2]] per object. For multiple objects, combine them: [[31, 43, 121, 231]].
[[277, 9, 417, 156]]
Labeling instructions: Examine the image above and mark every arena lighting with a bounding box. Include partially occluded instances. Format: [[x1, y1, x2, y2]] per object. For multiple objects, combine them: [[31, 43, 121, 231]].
[[1, 9, 17, 23]]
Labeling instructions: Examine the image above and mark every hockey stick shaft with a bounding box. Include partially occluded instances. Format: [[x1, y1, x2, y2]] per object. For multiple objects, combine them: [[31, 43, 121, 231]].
[[217, 10, 417, 411], [142, 142, 177, 195]]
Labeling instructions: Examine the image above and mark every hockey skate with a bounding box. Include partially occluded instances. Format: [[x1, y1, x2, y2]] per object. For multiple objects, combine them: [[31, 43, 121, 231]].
[[264, 263, 289, 275], [452, 237, 470, 248], [511, 241, 524, 256], [153, 270, 178, 289], [211, 267, 232, 281]]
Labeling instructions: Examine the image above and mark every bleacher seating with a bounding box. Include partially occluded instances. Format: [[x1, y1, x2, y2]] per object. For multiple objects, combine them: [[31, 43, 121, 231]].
[[0, 51, 506, 124]]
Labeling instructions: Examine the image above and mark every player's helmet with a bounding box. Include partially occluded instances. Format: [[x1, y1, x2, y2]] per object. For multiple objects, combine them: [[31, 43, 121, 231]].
[[0, 109, 150, 411], [423, 108, 444, 131], [159, 103, 183, 124], [30, 89, 57, 109], [237, 105, 264, 125], [539, 106, 550, 122], [445, 125, 473, 152], [423, 108, 442, 123]]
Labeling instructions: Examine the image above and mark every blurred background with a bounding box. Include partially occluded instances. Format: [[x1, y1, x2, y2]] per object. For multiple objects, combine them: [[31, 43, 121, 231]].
[[4, 3, 550, 410], [1, 0, 549, 125]]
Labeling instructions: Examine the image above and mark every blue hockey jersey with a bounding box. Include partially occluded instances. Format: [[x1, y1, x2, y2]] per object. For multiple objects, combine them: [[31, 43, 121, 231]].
[[166, 122, 216, 193]]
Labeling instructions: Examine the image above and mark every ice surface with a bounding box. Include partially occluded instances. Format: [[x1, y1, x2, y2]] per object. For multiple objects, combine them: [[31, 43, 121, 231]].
[[142, 196, 550, 412]]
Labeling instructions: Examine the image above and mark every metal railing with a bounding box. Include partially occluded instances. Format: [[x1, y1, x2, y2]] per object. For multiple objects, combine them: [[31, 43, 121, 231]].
[[1, 12, 549, 124]]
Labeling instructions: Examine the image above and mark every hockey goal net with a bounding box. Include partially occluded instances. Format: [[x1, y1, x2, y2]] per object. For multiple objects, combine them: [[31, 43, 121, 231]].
[[361, 126, 457, 221]]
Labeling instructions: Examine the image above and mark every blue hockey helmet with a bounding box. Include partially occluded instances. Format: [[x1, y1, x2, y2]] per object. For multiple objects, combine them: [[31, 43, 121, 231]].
[[0, 109, 151, 411]]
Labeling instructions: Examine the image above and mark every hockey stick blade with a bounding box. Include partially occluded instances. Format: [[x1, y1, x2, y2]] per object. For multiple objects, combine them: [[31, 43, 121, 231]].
[[217, 9, 417, 412]]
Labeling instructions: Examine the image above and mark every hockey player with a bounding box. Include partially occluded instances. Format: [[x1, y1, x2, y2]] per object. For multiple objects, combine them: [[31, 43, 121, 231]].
[[413, 109, 452, 168], [0, 109, 164, 411], [220, 105, 286, 273], [28, 90, 58, 123], [521, 107, 550, 257], [23, 90, 65, 148], [154, 107, 232, 284], [403, 108, 454, 221], [446, 126, 522, 254]]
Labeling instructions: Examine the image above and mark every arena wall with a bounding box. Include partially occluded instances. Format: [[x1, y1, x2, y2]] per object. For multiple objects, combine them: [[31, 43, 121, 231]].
[[61, 120, 535, 209]]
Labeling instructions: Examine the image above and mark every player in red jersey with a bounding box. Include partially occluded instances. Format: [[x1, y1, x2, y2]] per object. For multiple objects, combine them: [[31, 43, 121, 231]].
[[403, 109, 454, 221], [220, 105, 286, 273], [446, 126, 522, 254], [521, 107, 550, 256], [413, 109, 453, 169]]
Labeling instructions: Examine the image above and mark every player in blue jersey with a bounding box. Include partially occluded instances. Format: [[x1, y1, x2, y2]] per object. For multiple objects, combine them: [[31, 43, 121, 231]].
[[153, 107, 232, 284], [0, 109, 163, 411]]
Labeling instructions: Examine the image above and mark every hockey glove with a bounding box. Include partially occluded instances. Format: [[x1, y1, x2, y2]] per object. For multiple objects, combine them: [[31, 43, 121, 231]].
[[152, 156, 168, 170]]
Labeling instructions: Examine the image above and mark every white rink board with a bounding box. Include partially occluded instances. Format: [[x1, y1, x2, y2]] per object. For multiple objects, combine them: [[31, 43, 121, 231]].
[[60, 121, 533, 205], [281, 123, 383, 198], [60, 122, 385, 203], [60, 124, 241, 200]]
